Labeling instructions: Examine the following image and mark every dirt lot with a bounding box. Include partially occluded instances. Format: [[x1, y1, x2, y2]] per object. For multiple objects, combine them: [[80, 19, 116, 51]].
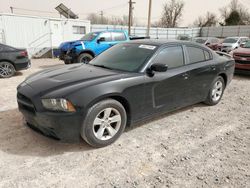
[[0, 59, 249, 188]]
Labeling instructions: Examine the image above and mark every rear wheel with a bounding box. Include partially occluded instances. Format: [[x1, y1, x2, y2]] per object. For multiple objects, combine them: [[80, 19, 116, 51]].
[[204, 76, 225, 105], [0, 62, 16, 78], [81, 99, 127, 147], [77, 53, 93, 64]]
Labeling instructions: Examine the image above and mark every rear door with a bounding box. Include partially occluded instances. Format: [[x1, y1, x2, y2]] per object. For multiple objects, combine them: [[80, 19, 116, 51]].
[[183, 45, 217, 103]]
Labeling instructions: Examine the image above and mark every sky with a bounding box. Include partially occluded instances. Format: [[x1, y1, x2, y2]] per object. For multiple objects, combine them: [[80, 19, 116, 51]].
[[0, 0, 250, 26]]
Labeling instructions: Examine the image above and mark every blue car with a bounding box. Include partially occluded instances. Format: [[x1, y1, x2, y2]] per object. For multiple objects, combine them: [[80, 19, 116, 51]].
[[58, 30, 130, 64]]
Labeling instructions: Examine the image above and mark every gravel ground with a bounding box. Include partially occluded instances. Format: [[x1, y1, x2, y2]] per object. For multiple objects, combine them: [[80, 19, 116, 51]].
[[0, 59, 249, 188]]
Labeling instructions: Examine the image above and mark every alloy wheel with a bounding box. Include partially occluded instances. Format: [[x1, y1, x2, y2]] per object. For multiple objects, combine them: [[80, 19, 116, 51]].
[[93, 107, 121, 141], [211, 80, 223, 102], [0, 62, 15, 78]]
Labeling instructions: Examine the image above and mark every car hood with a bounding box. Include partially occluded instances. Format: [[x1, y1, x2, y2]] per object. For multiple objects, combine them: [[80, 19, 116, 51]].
[[59, 40, 91, 51], [232, 47, 250, 54], [222, 43, 235, 47], [24, 64, 124, 96]]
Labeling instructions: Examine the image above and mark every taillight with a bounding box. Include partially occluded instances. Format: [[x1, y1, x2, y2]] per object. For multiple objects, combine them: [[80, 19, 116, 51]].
[[20, 51, 28, 57]]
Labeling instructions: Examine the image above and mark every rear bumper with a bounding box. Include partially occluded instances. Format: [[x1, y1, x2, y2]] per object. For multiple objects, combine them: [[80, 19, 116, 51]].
[[15, 60, 31, 71], [235, 61, 250, 70]]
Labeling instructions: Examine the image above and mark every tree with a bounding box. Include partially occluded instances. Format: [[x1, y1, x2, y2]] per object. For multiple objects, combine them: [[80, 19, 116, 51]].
[[193, 12, 217, 27], [160, 0, 185, 28], [220, 0, 250, 25], [225, 10, 242, 25]]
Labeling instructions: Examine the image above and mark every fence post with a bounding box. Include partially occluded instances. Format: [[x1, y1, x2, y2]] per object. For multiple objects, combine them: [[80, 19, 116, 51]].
[[237, 25, 240, 36], [207, 27, 209, 37], [221, 26, 224, 38]]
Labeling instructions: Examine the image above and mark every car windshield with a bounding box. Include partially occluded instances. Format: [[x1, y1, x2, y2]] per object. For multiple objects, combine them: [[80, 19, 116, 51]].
[[81, 32, 99, 41], [89, 43, 158, 72], [194, 38, 207, 44], [223, 38, 238, 43], [242, 41, 250, 48]]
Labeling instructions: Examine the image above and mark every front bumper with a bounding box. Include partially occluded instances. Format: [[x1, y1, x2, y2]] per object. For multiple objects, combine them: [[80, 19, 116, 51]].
[[17, 91, 83, 142]]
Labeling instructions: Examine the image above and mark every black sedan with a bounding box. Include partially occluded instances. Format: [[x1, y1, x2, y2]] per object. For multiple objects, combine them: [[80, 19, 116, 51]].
[[0, 43, 30, 78], [17, 40, 235, 147]]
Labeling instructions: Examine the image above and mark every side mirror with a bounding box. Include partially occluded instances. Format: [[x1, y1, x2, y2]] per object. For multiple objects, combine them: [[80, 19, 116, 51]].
[[151, 63, 168, 72], [240, 43, 244, 47], [97, 37, 105, 43], [205, 42, 210, 46], [147, 63, 168, 76]]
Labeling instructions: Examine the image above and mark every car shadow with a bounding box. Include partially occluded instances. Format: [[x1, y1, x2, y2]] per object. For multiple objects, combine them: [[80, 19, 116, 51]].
[[125, 103, 208, 132], [0, 109, 93, 157], [14, 72, 23, 77]]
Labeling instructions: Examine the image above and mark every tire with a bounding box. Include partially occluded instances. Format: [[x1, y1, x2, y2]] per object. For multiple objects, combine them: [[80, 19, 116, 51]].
[[77, 53, 93, 64], [0, 61, 16, 78], [204, 76, 225, 106], [81, 99, 127, 147]]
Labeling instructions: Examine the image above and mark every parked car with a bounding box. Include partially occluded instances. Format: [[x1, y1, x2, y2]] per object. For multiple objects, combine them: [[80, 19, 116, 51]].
[[193, 37, 221, 50], [17, 40, 235, 147], [58, 30, 130, 64], [218, 37, 249, 53], [0, 43, 30, 78], [230, 40, 250, 73]]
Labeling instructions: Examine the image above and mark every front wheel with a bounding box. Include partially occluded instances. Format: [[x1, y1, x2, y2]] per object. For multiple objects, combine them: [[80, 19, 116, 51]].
[[204, 76, 225, 106], [0, 62, 16, 78], [81, 99, 127, 147], [77, 53, 93, 64]]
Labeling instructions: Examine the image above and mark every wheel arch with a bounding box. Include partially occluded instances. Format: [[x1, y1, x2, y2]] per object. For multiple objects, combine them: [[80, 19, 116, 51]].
[[218, 72, 228, 86], [78, 50, 95, 58], [0, 59, 16, 70], [86, 94, 132, 127]]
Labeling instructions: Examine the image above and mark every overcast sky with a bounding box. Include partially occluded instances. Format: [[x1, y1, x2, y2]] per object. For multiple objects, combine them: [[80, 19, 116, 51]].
[[1, 0, 250, 26]]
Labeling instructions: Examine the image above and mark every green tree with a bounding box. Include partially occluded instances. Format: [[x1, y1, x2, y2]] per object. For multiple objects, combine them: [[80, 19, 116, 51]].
[[225, 10, 242, 25]]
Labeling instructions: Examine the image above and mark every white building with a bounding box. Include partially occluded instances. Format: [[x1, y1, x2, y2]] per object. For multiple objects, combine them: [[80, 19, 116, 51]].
[[0, 13, 90, 57]]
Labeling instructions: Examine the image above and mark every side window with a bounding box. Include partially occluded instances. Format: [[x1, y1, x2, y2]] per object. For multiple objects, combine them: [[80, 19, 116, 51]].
[[186, 46, 207, 64], [99, 32, 112, 42], [154, 46, 184, 69], [112, 32, 126, 41], [204, 50, 211, 60]]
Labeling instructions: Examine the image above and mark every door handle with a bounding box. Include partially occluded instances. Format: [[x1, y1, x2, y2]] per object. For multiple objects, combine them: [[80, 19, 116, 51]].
[[182, 73, 189, 80], [210, 65, 216, 71]]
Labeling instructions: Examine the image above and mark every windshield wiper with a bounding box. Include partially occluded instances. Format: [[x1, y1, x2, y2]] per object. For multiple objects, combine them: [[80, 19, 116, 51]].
[[92, 64, 112, 70]]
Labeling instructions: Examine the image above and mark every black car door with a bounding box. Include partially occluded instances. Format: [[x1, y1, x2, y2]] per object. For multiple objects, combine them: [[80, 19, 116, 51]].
[[183, 45, 218, 104], [143, 45, 191, 116]]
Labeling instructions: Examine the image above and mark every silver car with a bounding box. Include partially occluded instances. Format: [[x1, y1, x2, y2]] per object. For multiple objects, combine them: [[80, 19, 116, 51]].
[[220, 37, 249, 53]]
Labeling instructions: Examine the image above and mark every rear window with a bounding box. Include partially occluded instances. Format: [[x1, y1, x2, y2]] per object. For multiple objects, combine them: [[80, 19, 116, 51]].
[[112, 32, 126, 41], [186, 46, 211, 64]]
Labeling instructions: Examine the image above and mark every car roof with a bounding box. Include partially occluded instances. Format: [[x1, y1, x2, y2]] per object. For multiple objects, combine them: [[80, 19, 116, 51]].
[[125, 39, 205, 47]]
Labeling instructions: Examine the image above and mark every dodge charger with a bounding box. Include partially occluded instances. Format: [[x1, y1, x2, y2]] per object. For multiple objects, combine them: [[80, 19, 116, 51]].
[[17, 40, 235, 147]]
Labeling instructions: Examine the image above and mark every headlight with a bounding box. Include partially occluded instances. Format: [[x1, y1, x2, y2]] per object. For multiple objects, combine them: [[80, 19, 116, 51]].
[[41, 98, 76, 112]]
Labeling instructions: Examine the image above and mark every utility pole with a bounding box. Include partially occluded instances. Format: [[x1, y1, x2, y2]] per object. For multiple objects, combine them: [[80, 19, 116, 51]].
[[10, 6, 13, 14], [100, 11, 104, 24], [128, 0, 135, 35], [146, 0, 152, 37]]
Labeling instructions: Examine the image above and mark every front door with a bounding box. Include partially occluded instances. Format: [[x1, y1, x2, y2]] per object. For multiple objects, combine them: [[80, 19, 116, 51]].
[[143, 45, 191, 116], [94, 32, 113, 55]]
